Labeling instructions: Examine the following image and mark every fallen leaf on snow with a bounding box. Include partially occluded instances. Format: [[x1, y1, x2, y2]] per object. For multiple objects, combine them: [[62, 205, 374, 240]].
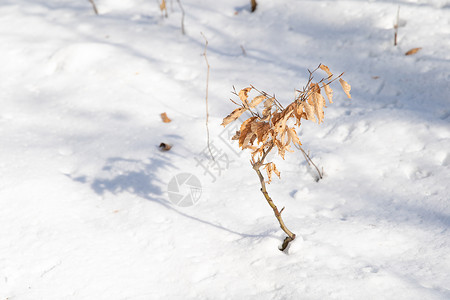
[[160, 112, 171, 123], [405, 47, 422, 56], [159, 143, 172, 151]]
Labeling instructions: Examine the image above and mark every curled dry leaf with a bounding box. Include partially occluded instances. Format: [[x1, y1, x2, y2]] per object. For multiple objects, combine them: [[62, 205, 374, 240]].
[[310, 83, 321, 94], [311, 92, 326, 124], [249, 95, 266, 108], [319, 64, 333, 78], [239, 87, 252, 107], [405, 47, 422, 56], [231, 130, 240, 140], [303, 101, 316, 122], [264, 97, 275, 108], [264, 162, 280, 184], [252, 122, 271, 144], [159, 142, 172, 151], [159, 0, 166, 11], [160, 112, 171, 123], [286, 127, 301, 147], [221, 107, 247, 126], [322, 83, 333, 104], [293, 102, 303, 126], [262, 107, 272, 121], [239, 116, 257, 147], [273, 110, 293, 136], [339, 78, 352, 99]]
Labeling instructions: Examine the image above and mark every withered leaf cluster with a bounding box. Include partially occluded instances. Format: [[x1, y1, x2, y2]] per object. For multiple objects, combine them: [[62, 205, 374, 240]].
[[221, 64, 351, 182]]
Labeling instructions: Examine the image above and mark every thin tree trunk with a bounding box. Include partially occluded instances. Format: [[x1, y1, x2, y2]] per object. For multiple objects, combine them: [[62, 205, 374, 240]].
[[253, 145, 296, 251]]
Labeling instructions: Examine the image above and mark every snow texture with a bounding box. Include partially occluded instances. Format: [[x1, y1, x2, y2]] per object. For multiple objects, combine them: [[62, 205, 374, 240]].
[[1, 0, 449, 299]]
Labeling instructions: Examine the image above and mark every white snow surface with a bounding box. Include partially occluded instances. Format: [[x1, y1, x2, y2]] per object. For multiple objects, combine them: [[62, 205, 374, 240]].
[[1, 0, 450, 299]]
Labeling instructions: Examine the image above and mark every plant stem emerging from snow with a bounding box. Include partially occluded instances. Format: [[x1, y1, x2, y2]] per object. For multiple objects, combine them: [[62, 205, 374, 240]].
[[176, 0, 185, 35], [394, 6, 400, 46], [298, 146, 323, 181], [252, 144, 296, 251], [88, 0, 98, 15], [201, 33, 214, 161]]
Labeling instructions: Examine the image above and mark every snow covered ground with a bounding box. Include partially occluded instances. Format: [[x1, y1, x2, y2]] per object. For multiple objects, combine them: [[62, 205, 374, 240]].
[[1, 0, 449, 299]]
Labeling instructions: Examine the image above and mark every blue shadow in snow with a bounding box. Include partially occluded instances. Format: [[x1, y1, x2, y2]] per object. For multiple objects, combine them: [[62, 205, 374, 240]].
[[71, 154, 277, 240]]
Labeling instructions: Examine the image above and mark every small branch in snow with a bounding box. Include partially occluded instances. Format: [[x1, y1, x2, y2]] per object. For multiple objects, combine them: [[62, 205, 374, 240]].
[[177, 0, 186, 35], [240, 45, 247, 56], [201, 33, 214, 161], [298, 146, 323, 181], [394, 6, 400, 46], [88, 0, 98, 15]]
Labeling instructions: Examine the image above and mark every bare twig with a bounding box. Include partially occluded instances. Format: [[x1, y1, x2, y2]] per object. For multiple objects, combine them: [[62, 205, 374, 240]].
[[88, 0, 98, 15], [240, 45, 247, 56], [229, 98, 241, 106], [394, 6, 400, 46], [250, 85, 284, 110], [201, 33, 214, 161], [176, 0, 186, 35], [230, 88, 260, 118], [296, 68, 344, 104], [298, 145, 323, 180]]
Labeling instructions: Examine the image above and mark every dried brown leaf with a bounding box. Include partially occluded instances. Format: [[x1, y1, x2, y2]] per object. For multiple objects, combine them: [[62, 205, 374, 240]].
[[240, 116, 257, 132], [160, 112, 171, 123], [242, 132, 257, 147], [286, 127, 301, 146], [271, 111, 282, 127], [239, 87, 252, 107], [284, 102, 296, 115], [319, 64, 333, 78], [274, 139, 286, 159], [279, 129, 295, 155], [249, 95, 266, 108], [160, 0, 166, 11], [405, 47, 422, 56], [303, 101, 316, 122], [221, 107, 247, 127], [310, 83, 321, 94], [231, 131, 240, 140], [159, 142, 172, 151], [293, 102, 303, 125], [311, 92, 326, 124], [251, 122, 270, 144], [264, 162, 280, 184], [239, 116, 257, 147], [264, 97, 275, 108], [339, 78, 352, 99], [273, 110, 293, 136], [262, 107, 272, 121]]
